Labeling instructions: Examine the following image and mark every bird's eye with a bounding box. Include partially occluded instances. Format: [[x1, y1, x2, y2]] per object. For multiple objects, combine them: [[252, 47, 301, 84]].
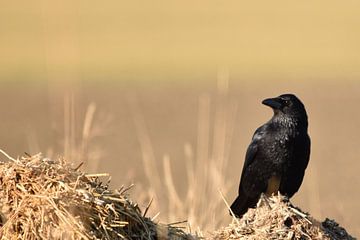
[[281, 98, 290, 105]]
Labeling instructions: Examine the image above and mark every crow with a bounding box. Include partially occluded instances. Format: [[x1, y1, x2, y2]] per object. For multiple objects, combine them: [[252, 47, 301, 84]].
[[230, 94, 310, 218]]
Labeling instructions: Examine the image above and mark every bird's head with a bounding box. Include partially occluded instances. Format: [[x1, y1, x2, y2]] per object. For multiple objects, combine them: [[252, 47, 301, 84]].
[[262, 94, 308, 123]]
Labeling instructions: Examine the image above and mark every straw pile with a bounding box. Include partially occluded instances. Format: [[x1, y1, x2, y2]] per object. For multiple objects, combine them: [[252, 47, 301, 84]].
[[0, 151, 355, 240], [0, 152, 195, 240], [212, 193, 355, 240]]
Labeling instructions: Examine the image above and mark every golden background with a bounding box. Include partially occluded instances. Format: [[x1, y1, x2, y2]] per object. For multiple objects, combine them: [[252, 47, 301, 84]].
[[0, 1, 359, 236]]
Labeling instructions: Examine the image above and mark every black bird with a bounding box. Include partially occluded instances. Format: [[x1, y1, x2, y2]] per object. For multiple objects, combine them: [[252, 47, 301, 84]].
[[230, 94, 310, 217]]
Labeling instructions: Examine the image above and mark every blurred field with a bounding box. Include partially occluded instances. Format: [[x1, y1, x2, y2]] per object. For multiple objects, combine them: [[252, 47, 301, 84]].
[[1, 0, 360, 237], [0, 80, 359, 237]]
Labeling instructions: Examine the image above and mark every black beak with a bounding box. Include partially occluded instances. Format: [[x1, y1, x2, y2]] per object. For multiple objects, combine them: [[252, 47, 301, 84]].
[[262, 97, 282, 109]]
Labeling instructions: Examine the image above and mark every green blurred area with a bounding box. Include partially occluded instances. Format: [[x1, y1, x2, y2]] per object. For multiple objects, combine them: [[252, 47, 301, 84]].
[[1, 1, 360, 82]]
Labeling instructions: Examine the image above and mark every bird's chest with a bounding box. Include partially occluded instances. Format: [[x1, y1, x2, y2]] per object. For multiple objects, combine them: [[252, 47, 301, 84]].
[[261, 131, 296, 167]]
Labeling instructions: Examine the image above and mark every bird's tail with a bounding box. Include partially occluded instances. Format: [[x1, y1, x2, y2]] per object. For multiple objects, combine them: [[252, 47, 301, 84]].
[[230, 195, 256, 218]]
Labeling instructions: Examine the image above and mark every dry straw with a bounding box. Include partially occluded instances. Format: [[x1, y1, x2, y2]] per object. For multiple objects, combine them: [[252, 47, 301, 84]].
[[0, 151, 195, 240], [212, 193, 355, 240], [0, 150, 355, 240]]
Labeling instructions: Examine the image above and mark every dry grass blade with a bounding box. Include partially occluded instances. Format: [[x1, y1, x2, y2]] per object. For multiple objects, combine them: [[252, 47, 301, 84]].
[[129, 74, 238, 233], [218, 190, 239, 226]]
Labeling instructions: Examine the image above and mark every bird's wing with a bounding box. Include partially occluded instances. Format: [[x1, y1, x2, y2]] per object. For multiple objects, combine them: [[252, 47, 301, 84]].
[[280, 133, 311, 197], [238, 126, 266, 191], [230, 126, 265, 217], [242, 126, 265, 170]]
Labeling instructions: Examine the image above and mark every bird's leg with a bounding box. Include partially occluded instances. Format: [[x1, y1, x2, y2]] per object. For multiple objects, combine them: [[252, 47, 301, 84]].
[[282, 194, 296, 208], [281, 192, 290, 202], [258, 193, 272, 210]]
